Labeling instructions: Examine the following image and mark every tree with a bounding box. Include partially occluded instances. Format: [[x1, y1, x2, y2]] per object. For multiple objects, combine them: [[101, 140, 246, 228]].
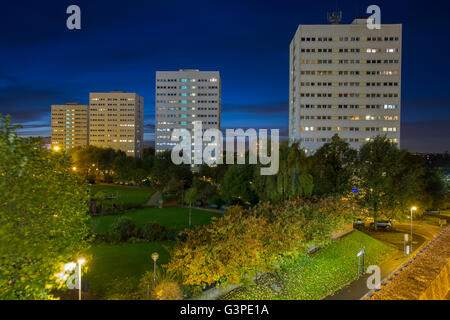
[[166, 198, 355, 288], [185, 187, 198, 227], [253, 142, 313, 203], [108, 216, 138, 242], [397, 153, 446, 212], [310, 134, 357, 195], [192, 176, 218, 205], [355, 136, 423, 229], [221, 164, 258, 205], [0, 116, 91, 299], [199, 163, 228, 184], [419, 168, 446, 210], [70, 145, 151, 185], [149, 151, 192, 190]]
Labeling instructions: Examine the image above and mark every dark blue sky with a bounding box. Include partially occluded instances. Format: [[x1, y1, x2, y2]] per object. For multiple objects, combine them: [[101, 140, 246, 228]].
[[1, 0, 449, 152]]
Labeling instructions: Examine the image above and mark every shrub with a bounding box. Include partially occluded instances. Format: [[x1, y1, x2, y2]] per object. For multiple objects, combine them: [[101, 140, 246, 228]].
[[152, 280, 183, 300], [143, 221, 166, 241], [139, 269, 182, 300], [164, 229, 181, 241], [106, 277, 140, 300], [108, 216, 137, 242]]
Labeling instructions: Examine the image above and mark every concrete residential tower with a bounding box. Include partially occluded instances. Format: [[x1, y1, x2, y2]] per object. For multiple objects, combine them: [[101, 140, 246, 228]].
[[155, 69, 221, 161], [289, 18, 402, 154], [51, 103, 89, 150], [89, 91, 144, 157]]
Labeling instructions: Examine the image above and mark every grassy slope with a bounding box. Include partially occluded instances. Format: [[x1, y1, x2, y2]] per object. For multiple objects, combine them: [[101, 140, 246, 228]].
[[86, 241, 175, 297], [225, 230, 396, 300], [90, 184, 153, 206], [92, 207, 221, 234]]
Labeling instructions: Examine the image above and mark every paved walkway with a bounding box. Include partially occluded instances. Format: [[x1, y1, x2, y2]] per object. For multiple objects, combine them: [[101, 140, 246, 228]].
[[182, 206, 225, 214], [324, 222, 442, 300], [143, 191, 161, 207]]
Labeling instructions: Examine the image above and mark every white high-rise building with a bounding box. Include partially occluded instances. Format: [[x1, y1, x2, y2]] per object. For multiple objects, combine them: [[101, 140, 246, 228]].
[[155, 69, 221, 162], [289, 18, 402, 154]]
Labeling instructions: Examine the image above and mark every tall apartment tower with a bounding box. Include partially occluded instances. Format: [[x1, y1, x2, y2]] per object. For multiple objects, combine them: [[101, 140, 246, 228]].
[[51, 103, 89, 150], [89, 91, 144, 158], [155, 69, 221, 160], [289, 18, 402, 154]]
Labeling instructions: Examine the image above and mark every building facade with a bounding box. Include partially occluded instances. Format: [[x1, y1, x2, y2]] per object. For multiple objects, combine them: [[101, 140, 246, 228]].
[[89, 91, 144, 158], [155, 69, 221, 162], [51, 103, 89, 150], [289, 18, 402, 154]]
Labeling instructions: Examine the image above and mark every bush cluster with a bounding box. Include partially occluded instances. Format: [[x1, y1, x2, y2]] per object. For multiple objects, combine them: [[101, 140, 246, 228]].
[[138, 269, 183, 300], [106, 218, 181, 243]]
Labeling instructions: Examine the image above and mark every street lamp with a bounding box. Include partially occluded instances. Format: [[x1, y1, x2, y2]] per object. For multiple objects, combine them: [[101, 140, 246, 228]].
[[152, 252, 159, 288], [72, 167, 77, 171], [53, 146, 60, 152], [410, 206, 417, 253], [146, 252, 159, 300], [77, 258, 86, 300]]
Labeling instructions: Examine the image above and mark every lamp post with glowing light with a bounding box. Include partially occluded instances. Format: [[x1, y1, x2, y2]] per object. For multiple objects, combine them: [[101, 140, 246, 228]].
[[152, 252, 159, 288], [53, 146, 60, 152], [77, 258, 85, 300], [410, 206, 417, 253]]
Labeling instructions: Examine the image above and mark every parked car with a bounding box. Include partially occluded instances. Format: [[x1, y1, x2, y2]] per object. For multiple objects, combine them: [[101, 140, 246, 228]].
[[370, 220, 392, 230], [209, 204, 219, 209]]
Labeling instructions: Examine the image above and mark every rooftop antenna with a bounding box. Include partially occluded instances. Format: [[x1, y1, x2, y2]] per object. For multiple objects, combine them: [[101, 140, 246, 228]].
[[327, 11, 343, 24]]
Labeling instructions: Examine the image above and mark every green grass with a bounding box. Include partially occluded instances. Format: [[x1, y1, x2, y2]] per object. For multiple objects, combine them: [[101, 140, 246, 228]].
[[92, 206, 221, 235], [86, 241, 175, 298], [225, 230, 396, 300], [90, 184, 153, 207]]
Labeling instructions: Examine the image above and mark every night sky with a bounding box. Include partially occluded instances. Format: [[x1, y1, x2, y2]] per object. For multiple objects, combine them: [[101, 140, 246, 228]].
[[1, 0, 449, 152]]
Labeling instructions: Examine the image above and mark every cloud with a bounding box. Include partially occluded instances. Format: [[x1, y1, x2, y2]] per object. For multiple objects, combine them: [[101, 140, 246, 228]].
[[0, 84, 67, 123]]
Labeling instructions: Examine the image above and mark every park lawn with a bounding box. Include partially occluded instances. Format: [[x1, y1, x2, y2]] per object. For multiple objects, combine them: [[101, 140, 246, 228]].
[[92, 206, 221, 235], [90, 184, 153, 207], [225, 230, 396, 300], [86, 241, 175, 298]]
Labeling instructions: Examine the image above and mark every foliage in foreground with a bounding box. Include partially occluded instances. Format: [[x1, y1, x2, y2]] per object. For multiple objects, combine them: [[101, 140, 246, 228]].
[[139, 269, 183, 300], [166, 197, 356, 288], [0, 116, 91, 299], [225, 230, 395, 300]]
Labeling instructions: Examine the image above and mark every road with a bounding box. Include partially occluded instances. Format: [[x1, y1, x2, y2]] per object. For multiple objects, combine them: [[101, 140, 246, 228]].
[[324, 221, 442, 300]]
